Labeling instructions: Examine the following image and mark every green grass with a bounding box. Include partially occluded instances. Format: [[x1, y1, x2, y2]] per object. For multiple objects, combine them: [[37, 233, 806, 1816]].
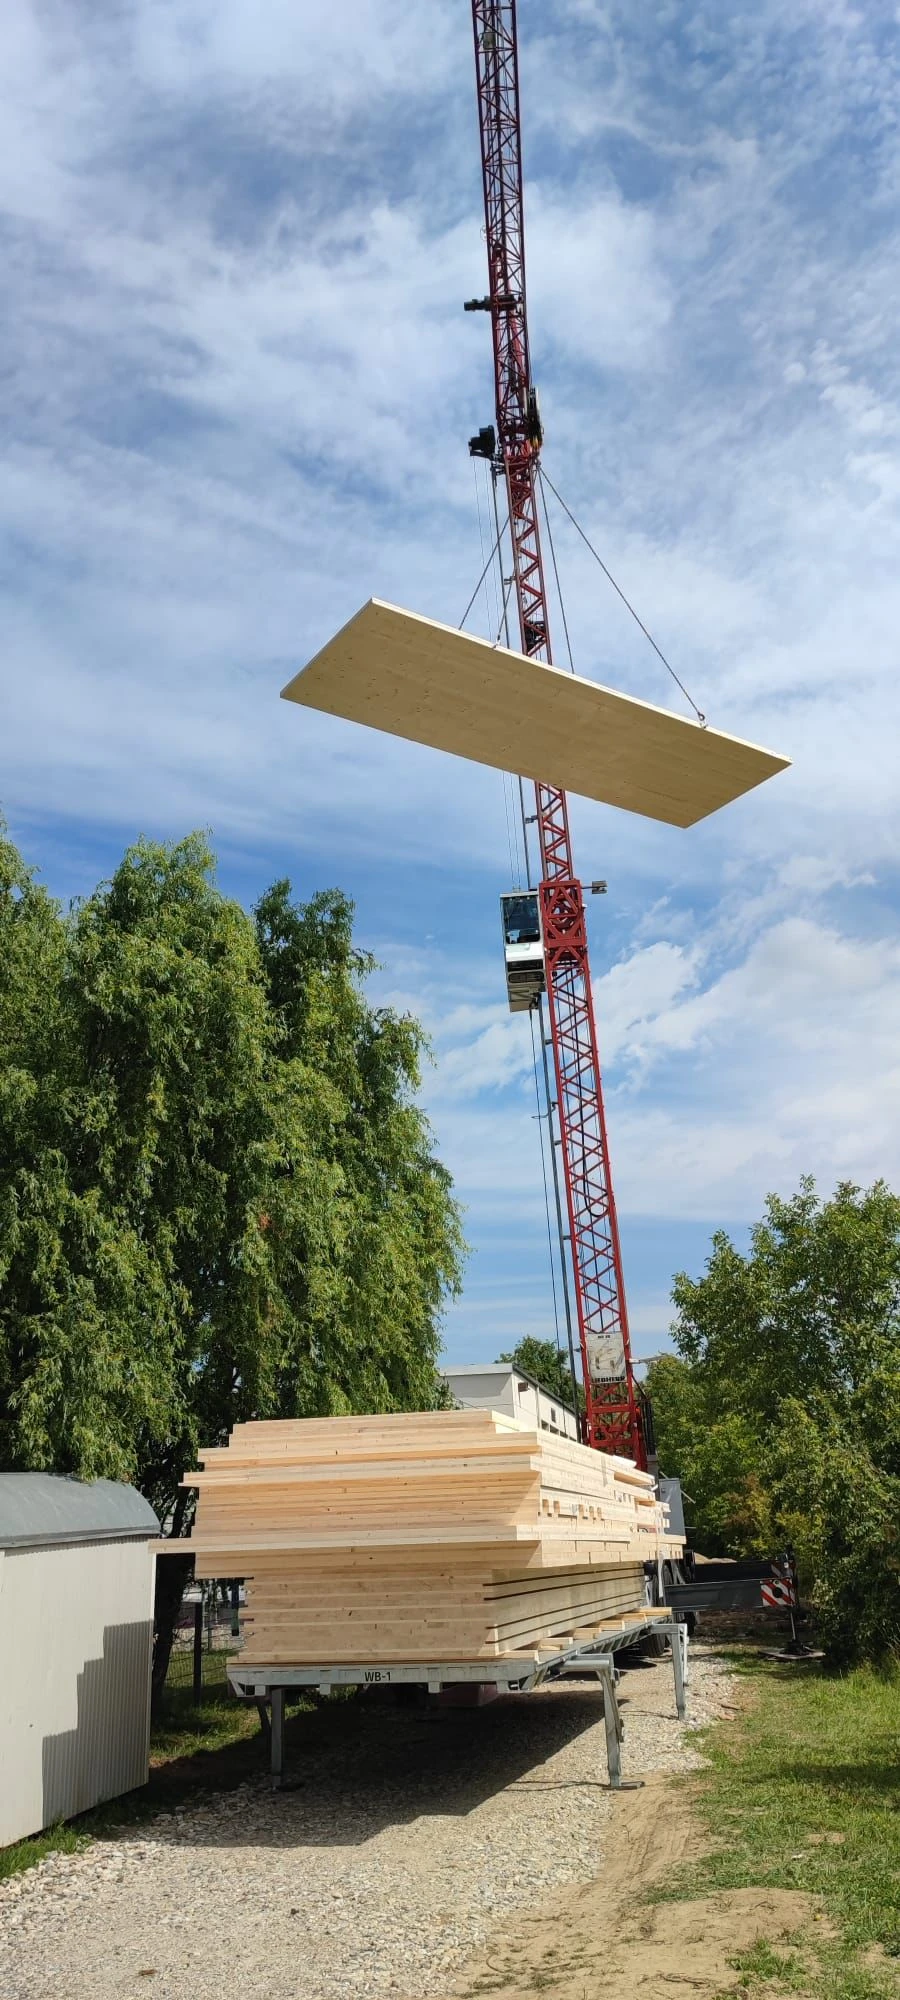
[[664, 1650, 900, 2000], [723, 1937, 808, 1993], [0, 1822, 87, 1883], [148, 1652, 261, 1763]]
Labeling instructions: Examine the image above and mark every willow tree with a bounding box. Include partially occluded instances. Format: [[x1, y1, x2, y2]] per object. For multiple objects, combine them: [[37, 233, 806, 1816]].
[[0, 827, 465, 1681]]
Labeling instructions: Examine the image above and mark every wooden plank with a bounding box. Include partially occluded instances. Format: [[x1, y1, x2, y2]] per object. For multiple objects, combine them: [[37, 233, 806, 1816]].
[[234, 1563, 651, 1666], [280, 599, 789, 829], [184, 1409, 682, 1667]]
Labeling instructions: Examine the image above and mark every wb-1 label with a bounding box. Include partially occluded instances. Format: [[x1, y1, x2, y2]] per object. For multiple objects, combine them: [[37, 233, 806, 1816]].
[[363, 1670, 391, 1683]]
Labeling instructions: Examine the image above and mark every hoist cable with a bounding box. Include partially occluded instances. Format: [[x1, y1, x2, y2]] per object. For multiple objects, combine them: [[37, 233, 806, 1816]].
[[538, 472, 576, 676], [458, 505, 508, 631], [539, 466, 707, 725], [469, 462, 518, 884], [535, 1001, 582, 1421], [489, 464, 528, 887], [529, 1007, 563, 1362], [493, 568, 516, 649]]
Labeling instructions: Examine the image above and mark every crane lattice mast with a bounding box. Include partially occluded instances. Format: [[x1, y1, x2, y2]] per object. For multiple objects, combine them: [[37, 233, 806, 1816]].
[[468, 0, 645, 1464]]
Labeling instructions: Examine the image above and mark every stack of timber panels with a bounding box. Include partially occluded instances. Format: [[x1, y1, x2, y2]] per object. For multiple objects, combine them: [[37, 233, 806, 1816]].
[[184, 1410, 683, 1668]]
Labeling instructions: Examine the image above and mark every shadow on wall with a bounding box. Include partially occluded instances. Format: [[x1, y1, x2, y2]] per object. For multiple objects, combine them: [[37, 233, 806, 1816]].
[[42, 1619, 153, 1828]]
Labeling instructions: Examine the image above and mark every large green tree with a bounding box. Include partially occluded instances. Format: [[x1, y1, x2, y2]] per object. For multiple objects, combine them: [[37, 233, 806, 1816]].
[[647, 1179, 900, 1662], [0, 826, 465, 1680], [0, 829, 171, 1485]]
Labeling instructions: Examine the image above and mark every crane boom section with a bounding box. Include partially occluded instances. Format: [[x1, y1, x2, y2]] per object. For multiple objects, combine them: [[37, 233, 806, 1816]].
[[471, 0, 644, 1464]]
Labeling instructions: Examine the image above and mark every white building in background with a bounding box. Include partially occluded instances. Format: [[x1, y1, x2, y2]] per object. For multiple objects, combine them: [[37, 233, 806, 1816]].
[[441, 1361, 580, 1441], [0, 1474, 158, 1847]]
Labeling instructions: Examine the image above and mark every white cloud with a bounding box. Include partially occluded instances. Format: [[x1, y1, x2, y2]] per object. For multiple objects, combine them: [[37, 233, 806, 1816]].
[[436, 1017, 536, 1099], [410, 899, 900, 1235], [604, 912, 900, 1217], [593, 940, 703, 1066], [134, 0, 462, 104], [529, 190, 673, 373]]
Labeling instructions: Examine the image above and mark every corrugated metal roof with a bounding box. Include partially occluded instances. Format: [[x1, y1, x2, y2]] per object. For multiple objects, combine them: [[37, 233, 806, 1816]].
[[0, 1473, 159, 1549]]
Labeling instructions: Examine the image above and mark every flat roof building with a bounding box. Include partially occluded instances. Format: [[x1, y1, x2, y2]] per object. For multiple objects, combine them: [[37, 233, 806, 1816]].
[[441, 1361, 580, 1442]]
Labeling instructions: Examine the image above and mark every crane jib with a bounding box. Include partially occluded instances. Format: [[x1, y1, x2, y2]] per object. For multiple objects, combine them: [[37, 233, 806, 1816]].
[[470, 0, 645, 1466]]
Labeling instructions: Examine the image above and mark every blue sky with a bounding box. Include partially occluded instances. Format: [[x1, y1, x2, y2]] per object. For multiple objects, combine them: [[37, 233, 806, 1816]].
[[4, 0, 900, 1367]]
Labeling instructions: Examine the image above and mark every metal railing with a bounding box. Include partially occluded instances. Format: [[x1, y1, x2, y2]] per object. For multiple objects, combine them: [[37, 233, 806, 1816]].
[[165, 1580, 243, 1701]]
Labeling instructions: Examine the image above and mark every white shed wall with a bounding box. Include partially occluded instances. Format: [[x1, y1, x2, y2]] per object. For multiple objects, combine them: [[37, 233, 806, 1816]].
[[0, 1537, 155, 1847]]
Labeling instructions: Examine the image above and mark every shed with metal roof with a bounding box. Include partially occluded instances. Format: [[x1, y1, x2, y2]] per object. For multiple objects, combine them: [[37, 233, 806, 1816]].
[[0, 1474, 158, 1848]]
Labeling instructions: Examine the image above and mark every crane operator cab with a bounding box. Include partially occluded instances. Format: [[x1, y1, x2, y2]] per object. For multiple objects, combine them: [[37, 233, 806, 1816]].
[[501, 891, 545, 1013]]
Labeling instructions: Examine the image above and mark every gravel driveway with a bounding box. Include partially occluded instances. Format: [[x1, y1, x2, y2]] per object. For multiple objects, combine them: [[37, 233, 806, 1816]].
[[0, 1646, 735, 2000]]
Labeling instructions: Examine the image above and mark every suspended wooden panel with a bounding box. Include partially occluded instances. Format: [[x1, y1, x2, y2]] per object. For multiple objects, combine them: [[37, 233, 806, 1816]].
[[281, 599, 789, 828]]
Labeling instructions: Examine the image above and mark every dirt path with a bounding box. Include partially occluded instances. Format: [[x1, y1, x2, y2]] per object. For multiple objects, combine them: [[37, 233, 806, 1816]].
[[445, 1775, 821, 1999]]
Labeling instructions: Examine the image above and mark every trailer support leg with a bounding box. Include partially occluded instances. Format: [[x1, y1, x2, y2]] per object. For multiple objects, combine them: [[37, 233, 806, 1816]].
[[671, 1620, 687, 1721], [599, 1665, 624, 1788], [270, 1686, 285, 1790]]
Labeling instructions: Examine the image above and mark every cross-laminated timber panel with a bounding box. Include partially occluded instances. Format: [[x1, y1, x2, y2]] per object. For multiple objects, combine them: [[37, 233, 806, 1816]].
[[183, 1410, 680, 1567], [229, 1559, 648, 1665], [280, 599, 789, 829], [178, 1410, 682, 1668]]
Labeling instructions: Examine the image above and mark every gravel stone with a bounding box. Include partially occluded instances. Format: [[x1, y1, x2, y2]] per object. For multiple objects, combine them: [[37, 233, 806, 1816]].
[[0, 1645, 736, 2000]]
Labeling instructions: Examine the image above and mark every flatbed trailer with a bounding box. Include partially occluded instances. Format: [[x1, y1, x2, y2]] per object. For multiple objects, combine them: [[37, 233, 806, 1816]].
[[228, 1608, 688, 1792]]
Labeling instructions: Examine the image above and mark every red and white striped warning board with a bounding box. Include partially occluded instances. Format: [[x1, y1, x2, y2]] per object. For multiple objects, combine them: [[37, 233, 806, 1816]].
[[761, 1577, 796, 1609]]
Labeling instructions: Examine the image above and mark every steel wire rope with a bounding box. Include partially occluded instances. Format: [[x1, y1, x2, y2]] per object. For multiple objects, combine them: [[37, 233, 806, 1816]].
[[535, 997, 582, 1419], [458, 505, 507, 631], [480, 465, 521, 889], [490, 462, 535, 888], [476, 463, 515, 887], [485, 560, 518, 887], [492, 468, 578, 1406], [489, 464, 528, 888], [539, 466, 707, 725], [482, 468, 573, 1400], [494, 566, 517, 651], [535, 467, 618, 1415], [529, 1006, 564, 1369], [539, 466, 607, 1387], [472, 462, 518, 888], [538, 472, 576, 676]]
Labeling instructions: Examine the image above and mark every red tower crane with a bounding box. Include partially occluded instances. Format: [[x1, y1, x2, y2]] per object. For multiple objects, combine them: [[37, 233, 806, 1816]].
[[467, 0, 646, 1466]]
